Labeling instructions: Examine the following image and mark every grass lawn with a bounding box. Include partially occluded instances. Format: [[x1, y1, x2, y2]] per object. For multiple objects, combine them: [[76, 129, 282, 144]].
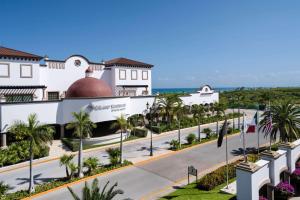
[[160, 180, 236, 200]]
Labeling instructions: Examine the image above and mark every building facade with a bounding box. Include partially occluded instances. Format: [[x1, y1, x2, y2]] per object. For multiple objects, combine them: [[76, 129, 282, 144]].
[[0, 46, 219, 147], [0, 46, 152, 102]]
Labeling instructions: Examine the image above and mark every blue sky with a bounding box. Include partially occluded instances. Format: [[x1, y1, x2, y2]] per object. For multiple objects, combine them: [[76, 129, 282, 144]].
[[1, 0, 300, 88]]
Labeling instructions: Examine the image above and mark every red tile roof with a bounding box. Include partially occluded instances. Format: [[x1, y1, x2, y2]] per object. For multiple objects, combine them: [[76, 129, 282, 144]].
[[0, 46, 42, 60], [105, 57, 153, 67]]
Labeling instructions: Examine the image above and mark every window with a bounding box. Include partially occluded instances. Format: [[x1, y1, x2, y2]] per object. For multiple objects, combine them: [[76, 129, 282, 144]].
[[6, 95, 33, 102], [20, 64, 32, 78], [119, 69, 126, 80], [142, 71, 148, 80], [0, 63, 9, 77], [48, 92, 59, 100], [131, 70, 137, 80]]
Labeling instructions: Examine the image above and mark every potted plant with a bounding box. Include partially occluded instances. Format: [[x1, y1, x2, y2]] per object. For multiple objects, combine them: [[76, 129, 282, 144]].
[[275, 181, 295, 199]]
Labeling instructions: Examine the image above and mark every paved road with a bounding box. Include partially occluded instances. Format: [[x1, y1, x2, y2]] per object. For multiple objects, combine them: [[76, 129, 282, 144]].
[[33, 116, 268, 200], [0, 109, 261, 198]]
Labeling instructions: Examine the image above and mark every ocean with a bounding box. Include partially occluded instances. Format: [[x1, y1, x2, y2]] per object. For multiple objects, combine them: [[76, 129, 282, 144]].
[[152, 87, 236, 94]]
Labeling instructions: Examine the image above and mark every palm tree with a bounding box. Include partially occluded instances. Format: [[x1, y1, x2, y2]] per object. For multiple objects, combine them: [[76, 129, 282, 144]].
[[111, 114, 131, 164], [259, 101, 300, 143], [68, 178, 127, 200], [214, 103, 226, 135], [83, 157, 99, 175], [8, 113, 54, 193], [191, 104, 205, 142], [59, 154, 75, 179], [157, 94, 182, 124], [66, 110, 96, 178], [174, 102, 185, 148]]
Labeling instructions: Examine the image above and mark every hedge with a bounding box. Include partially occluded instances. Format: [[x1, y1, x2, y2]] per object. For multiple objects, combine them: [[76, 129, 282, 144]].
[[131, 128, 148, 137], [0, 141, 49, 167], [197, 162, 237, 191], [61, 138, 79, 152]]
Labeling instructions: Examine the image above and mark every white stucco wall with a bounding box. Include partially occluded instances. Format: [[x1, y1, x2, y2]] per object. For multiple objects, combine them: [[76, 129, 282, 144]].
[[42, 56, 105, 99], [261, 150, 288, 186], [236, 160, 270, 200], [0, 101, 60, 132], [0, 59, 40, 86]]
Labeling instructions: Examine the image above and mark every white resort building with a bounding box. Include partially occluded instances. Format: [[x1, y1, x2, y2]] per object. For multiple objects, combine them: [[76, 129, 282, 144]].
[[0, 46, 219, 146]]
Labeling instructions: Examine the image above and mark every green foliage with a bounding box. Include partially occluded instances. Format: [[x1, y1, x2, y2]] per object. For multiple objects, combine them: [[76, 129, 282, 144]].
[[61, 138, 79, 151], [83, 157, 99, 175], [147, 125, 163, 134], [203, 128, 212, 138], [66, 110, 96, 138], [259, 101, 300, 142], [221, 87, 300, 109], [59, 154, 75, 179], [2, 161, 133, 200], [170, 139, 180, 150], [106, 148, 121, 166], [197, 162, 237, 191], [0, 141, 49, 167], [67, 178, 125, 200], [186, 133, 196, 144], [0, 181, 9, 196], [131, 128, 148, 137], [110, 114, 132, 133]]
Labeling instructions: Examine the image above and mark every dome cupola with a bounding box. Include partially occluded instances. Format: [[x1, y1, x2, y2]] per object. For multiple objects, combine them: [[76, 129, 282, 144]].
[[66, 67, 113, 98]]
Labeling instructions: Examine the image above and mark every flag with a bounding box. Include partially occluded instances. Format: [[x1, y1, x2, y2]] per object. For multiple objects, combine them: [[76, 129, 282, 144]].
[[246, 112, 258, 133], [217, 118, 228, 147], [265, 114, 273, 133]]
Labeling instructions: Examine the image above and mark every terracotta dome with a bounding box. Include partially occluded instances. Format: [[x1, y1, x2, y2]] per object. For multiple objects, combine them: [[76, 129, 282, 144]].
[[66, 77, 112, 98]]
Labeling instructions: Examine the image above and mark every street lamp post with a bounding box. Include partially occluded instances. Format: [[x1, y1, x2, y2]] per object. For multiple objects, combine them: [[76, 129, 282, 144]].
[[146, 102, 153, 156]]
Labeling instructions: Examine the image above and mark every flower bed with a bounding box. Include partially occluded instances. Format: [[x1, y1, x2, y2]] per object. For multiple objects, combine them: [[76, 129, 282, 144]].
[[275, 181, 295, 199], [197, 161, 238, 191]]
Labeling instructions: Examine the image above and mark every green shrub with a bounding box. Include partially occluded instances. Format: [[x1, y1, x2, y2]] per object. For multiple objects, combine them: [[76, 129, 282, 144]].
[[197, 162, 237, 191], [106, 148, 120, 166], [170, 139, 180, 150], [0, 141, 49, 167], [186, 133, 196, 144], [203, 128, 212, 138], [0, 181, 9, 196], [61, 138, 79, 151], [83, 157, 99, 175], [131, 128, 148, 137]]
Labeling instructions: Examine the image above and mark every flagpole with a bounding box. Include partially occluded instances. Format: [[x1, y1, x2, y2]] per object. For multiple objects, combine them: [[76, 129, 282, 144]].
[[268, 100, 272, 151], [242, 112, 247, 162], [257, 109, 260, 156], [225, 117, 229, 189]]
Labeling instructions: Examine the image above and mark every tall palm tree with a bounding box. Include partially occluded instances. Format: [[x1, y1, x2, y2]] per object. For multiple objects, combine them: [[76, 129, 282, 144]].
[[66, 110, 96, 178], [174, 102, 185, 147], [59, 154, 75, 179], [191, 104, 205, 142], [157, 94, 182, 124], [259, 101, 300, 143], [111, 114, 131, 164], [68, 178, 128, 200], [214, 103, 226, 135], [8, 113, 54, 193]]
